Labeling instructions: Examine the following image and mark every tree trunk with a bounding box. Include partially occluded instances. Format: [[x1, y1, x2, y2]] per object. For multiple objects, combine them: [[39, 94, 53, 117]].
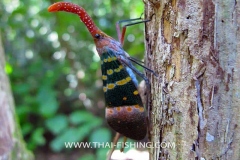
[[144, 0, 240, 159], [0, 32, 34, 159]]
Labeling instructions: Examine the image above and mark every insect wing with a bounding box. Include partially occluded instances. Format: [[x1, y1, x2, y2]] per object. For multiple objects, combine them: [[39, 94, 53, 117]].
[[101, 49, 147, 140]]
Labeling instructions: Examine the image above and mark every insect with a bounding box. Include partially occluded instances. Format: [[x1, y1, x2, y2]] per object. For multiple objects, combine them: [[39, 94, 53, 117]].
[[48, 2, 154, 142]]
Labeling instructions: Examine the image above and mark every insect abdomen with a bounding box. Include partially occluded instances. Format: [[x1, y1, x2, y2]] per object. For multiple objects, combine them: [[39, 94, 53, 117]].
[[106, 105, 146, 140], [101, 51, 147, 140]]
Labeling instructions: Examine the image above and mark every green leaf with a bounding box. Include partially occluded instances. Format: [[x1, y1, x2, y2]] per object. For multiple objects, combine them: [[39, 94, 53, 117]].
[[21, 123, 33, 136], [79, 154, 95, 160], [5, 62, 13, 74], [30, 128, 46, 146], [45, 115, 68, 135], [96, 148, 108, 160], [37, 86, 58, 117], [50, 128, 80, 152], [88, 117, 103, 130], [50, 119, 103, 152], [75, 123, 98, 141], [16, 105, 31, 119], [13, 83, 30, 94], [69, 111, 95, 125], [89, 128, 111, 144]]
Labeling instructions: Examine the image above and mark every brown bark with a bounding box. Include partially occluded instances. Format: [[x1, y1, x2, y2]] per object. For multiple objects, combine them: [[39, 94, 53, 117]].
[[144, 0, 240, 159], [0, 32, 34, 159]]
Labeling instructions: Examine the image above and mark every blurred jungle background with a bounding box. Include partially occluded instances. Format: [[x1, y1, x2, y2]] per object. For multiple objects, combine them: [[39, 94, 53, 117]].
[[0, 0, 146, 159]]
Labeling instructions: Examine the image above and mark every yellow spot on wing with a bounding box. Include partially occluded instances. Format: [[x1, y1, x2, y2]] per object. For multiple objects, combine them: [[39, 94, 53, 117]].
[[103, 87, 107, 92], [123, 97, 127, 100], [107, 83, 115, 89], [109, 57, 117, 62], [114, 65, 123, 72], [102, 75, 107, 80], [107, 57, 113, 62], [116, 76, 132, 86], [107, 69, 113, 75], [133, 90, 139, 95], [116, 80, 125, 85], [134, 105, 140, 109], [139, 107, 144, 112], [103, 56, 117, 63], [126, 77, 131, 81]]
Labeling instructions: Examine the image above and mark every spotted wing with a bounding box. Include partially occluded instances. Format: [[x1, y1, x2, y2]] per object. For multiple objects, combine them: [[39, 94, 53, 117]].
[[100, 49, 143, 107]]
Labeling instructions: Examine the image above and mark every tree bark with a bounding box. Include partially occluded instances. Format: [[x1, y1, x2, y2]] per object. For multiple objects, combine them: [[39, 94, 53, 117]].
[[144, 0, 240, 159], [0, 32, 34, 159]]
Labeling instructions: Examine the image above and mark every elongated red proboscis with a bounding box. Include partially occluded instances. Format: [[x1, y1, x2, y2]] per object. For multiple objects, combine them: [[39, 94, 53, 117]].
[[48, 2, 101, 38]]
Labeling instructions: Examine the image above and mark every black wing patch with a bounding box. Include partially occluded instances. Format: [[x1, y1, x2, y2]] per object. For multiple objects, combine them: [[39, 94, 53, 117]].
[[100, 49, 143, 107]]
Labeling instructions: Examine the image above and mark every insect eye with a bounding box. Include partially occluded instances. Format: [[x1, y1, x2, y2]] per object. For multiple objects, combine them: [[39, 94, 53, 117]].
[[95, 34, 101, 39]]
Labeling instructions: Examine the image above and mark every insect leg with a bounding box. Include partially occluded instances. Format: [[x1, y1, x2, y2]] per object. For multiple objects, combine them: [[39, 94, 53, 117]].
[[128, 56, 145, 64], [120, 136, 127, 152], [107, 132, 121, 160], [116, 14, 150, 46], [128, 57, 158, 77], [118, 56, 150, 89]]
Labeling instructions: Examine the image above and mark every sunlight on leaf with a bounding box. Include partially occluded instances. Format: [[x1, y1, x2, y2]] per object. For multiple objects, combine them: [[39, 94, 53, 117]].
[[4, 62, 13, 74]]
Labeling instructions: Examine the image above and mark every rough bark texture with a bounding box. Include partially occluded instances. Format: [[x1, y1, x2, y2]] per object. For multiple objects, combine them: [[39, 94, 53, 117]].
[[0, 32, 34, 160], [144, 0, 240, 159]]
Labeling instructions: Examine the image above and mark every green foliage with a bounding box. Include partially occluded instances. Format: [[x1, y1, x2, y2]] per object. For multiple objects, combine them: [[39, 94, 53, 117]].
[[89, 128, 111, 144], [0, 0, 145, 159], [90, 128, 111, 160], [45, 114, 68, 135], [96, 148, 110, 160], [69, 111, 96, 125], [37, 86, 59, 117], [28, 128, 46, 150], [79, 154, 95, 160]]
